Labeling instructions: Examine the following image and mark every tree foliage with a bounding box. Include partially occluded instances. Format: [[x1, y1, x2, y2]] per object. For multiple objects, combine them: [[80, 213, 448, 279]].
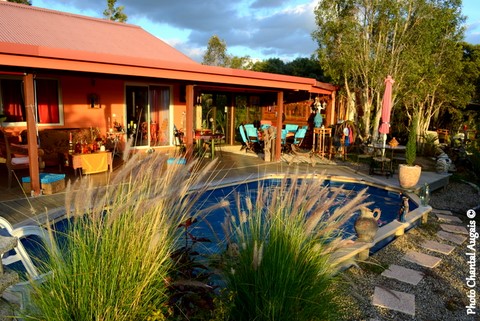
[[202, 35, 232, 67], [313, 0, 467, 140], [103, 0, 127, 23], [7, 0, 31, 4]]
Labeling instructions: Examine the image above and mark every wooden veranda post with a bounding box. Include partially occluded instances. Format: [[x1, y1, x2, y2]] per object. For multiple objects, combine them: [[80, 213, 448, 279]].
[[23, 74, 41, 196], [185, 84, 194, 160], [274, 91, 284, 161]]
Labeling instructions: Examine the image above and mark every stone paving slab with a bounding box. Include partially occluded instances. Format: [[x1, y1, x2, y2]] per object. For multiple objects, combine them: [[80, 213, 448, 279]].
[[435, 213, 462, 223], [381, 264, 424, 285], [421, 239, 455, 255], [404, 251, 442, 268], [437, 230, 467, 245], [432, 209, 453, 215], [440, 224, 468, 235], [372, 286, 415, 316]]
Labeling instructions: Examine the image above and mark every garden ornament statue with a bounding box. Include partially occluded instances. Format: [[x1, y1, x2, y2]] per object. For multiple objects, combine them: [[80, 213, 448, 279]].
[[398, 196, 409, 222], [312, 97, 325, 128]]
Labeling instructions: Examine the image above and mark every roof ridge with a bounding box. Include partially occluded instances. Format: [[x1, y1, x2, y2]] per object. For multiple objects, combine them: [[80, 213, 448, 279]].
[[0, 1, 141, 30]]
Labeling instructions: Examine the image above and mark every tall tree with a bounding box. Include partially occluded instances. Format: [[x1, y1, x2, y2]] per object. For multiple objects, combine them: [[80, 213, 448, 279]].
[[202, 35, 252, 69], [251, 58, 287, 74], [313, 0, 466, 140], [7, 0, 31, 4], [103, 0, 127, 23], [202, 35, 231, 67]]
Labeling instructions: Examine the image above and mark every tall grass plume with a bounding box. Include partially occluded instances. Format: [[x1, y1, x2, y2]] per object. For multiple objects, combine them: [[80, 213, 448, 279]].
[[23, 152, 219, 320], [219, 173, 369, 321]]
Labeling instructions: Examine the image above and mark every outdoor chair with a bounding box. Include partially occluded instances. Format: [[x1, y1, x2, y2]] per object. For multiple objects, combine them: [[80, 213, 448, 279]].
[[0, 129, 30, 189], [173, 129, 186, 156], [213, 133, 225, 158], [0, 216, 56, 311], [354, 140, 374, 164], [245, 126, 259, 144], [239, 125, 254, 153], [292, 128, 307, 145], [285, 124, 298, 134]]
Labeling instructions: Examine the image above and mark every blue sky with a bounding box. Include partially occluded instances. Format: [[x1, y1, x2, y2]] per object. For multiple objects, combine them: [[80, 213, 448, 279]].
[[32, 0, 480, 62]]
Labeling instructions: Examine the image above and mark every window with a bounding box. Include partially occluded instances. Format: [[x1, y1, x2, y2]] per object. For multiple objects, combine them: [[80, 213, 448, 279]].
[[0, 77, 62, 125]]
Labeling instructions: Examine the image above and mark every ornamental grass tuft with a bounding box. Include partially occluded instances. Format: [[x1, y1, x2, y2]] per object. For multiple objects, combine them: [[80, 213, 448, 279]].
[[23, 151, 219, 321], [219, 174, 369, 321]]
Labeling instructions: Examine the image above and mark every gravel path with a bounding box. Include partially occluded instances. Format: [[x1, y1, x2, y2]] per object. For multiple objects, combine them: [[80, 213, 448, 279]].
[[336, 180, 480, 321]]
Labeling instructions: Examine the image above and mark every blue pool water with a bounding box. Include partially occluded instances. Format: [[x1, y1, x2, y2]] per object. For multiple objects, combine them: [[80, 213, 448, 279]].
[[189, 179, 416, 249], [5, 178, 417, 275]]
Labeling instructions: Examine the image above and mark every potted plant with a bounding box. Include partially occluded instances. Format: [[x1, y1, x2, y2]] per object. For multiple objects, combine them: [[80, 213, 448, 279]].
[[398, 115, 422, 189]]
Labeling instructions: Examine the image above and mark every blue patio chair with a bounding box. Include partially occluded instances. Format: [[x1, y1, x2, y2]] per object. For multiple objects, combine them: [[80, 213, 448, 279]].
[[239, 125, 253, 153], [293, 128, 307, 145], [243, 124, 255, 129], [245, 126, 259, 144], [285, 124, 298, 134]]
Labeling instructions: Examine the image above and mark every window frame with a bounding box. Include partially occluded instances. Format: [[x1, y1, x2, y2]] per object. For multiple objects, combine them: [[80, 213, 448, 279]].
[[0, 76, 64, 127]]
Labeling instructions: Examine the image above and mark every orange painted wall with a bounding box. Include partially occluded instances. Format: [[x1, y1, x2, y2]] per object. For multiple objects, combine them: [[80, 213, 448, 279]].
[[59, 75, 125, 134], [60, 76, 187, 143], [4, 72, 187, 145]]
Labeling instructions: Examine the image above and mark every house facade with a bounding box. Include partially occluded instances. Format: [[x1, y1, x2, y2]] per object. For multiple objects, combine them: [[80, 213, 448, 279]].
[[0, 2, 337, 194]]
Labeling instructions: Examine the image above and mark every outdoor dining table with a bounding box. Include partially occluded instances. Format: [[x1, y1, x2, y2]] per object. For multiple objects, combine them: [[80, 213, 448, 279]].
[[194, 131, 224, 159], [369, 143, 406, 176]]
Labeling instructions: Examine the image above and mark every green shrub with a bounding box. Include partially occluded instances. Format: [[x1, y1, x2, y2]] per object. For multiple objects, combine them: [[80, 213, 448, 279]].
[[219, 175, 369, 321], [24, 152, 219, 321], [405, 116, 418, 166], [420, 133, 438, 157]]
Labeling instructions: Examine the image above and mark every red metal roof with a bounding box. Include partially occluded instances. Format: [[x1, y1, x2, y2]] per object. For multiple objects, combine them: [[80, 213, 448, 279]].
[[0, 1, 195, 64], [0, 1, 336, 94]]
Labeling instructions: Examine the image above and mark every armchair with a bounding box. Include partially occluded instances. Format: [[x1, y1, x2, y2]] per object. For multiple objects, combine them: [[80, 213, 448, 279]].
[[0, 129, 30, 188]]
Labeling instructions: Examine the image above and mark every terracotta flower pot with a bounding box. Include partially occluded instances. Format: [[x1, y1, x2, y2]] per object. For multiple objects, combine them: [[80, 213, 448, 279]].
[[398, 164, 422, 189]]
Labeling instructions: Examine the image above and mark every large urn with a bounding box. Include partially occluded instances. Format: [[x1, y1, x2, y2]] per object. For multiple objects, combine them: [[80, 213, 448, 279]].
[[354, 207, 381, 242], [398, 164, 422, 189]]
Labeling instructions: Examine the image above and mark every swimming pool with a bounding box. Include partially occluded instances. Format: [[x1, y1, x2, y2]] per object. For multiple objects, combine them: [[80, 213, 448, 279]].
[[188, 177, 417, 250], [4, 176, 419, 276]]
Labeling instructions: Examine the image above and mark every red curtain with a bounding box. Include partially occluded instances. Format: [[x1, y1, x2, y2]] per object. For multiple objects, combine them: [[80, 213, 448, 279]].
[[36, 79, 59, 124], [1, 79, 25, 122]]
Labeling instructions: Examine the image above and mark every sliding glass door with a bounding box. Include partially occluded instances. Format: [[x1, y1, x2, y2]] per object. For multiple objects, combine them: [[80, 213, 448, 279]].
[[126, 85, 171, 148]]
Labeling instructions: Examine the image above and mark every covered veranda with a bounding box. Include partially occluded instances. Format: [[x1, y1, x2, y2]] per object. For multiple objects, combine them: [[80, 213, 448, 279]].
[[0, 1, 337, 196]]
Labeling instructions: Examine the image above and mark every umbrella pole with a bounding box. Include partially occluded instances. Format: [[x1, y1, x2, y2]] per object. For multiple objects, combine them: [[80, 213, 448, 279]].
[[382, 133, 387, 157]]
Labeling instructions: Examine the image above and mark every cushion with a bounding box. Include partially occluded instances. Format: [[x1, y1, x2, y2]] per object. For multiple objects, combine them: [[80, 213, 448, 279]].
[[11, 157, 29, 165]]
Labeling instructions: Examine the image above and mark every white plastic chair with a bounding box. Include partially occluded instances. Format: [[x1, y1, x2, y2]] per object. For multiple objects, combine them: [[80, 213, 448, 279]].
[[0, 217, 55, 310]]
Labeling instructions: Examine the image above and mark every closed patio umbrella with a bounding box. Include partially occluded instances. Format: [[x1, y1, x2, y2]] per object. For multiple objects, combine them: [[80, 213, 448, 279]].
[[379, 75, 394, 157]]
